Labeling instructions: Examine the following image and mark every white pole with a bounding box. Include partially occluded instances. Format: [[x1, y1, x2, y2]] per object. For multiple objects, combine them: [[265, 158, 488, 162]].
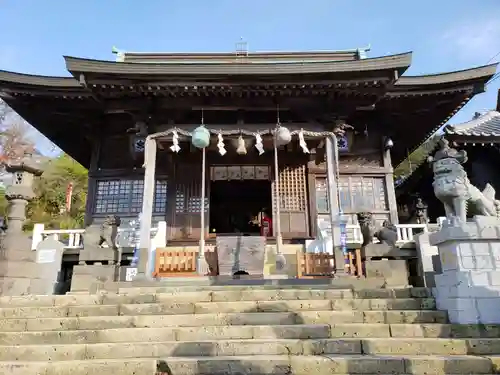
[[325, 135, 340, 273], [197, 147, 207, 275], [273, 138, 286, 269], [138, 137, 157, 279]]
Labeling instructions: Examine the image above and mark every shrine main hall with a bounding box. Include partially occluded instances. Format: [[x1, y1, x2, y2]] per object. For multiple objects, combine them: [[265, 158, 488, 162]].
[[0, 47, 497, 280]]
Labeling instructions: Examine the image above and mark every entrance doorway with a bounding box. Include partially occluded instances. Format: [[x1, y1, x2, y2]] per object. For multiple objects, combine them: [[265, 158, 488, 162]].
[[209, 180, 272, 235]]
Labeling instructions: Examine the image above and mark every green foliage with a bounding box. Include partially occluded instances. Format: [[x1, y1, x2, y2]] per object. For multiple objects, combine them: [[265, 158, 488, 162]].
[[394, 134, 441, 181], [0, 186, 8, 217], [25, 154, 88, 230]]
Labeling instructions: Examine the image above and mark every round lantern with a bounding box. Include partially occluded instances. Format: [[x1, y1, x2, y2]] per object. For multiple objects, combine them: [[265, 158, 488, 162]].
[[191, 126, 210, 149], [275, 126, 292, 147]]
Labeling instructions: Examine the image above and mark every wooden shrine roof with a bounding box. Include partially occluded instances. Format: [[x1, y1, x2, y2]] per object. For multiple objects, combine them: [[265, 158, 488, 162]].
[[0, 51, 497, 168], [444, 110, 500, 138], [118, 50, 366, 64]]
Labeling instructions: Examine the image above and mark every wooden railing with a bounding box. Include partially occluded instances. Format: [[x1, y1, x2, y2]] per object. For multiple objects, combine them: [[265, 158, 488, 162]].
[[152, 247, 218, 277], [153, 250, 198, 277], [296, 253, 335, 278]]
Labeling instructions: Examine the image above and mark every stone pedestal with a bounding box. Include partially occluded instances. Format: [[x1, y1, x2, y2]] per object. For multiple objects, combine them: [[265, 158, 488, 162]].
[[70, 264, 121, 293], [216, 236, 266, 276], [430, 216, 500, 324], [362, 243, 410, 287]]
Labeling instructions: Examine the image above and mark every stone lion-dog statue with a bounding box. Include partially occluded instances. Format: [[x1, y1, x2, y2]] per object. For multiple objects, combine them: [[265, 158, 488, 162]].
[[429, 138, 500, 225]]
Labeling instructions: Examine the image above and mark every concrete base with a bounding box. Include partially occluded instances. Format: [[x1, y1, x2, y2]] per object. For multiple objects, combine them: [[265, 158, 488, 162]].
[[430, 215, 500, 324]]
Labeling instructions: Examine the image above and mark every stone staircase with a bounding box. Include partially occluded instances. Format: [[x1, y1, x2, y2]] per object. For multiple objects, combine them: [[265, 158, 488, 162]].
[[1, 284, 500, 374]]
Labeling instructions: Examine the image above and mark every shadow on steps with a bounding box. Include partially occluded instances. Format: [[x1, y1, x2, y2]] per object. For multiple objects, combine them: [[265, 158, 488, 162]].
[[156, 302, 303, 375]]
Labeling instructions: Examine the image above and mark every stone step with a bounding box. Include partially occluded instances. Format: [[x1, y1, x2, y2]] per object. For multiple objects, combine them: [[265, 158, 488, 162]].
[[107, 275, 390, 290], [4, 338, 500, 361], [0, 323, 494, 345], [0, 288, 433, 307], [0, 359, 157, 375], [1, 354, 496, 374], [0, 298, 437, 319], [0, 310, 448, 332], [116, 284, 424, 294]]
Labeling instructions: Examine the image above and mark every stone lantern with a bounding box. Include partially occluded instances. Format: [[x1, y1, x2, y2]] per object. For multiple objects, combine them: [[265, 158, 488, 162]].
[[0, 150, 49, 296], [3, 151, 44, 249]]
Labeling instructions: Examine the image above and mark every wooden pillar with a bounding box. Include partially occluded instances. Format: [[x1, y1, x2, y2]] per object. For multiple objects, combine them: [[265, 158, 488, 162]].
[[84, 134, 100, 226], [383, 147, 399, 224], [138, 137, 157, 279]]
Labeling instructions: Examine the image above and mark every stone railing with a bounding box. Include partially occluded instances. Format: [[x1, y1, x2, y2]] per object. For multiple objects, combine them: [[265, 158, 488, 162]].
[[31, 223, 165, 250]]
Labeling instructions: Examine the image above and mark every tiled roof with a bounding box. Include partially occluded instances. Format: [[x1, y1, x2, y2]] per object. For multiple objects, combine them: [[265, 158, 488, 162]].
[[444, 111, 500, 137]]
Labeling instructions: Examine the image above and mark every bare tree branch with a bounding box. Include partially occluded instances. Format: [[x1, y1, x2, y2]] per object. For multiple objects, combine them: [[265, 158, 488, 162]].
[[0, 115, 35, 165]]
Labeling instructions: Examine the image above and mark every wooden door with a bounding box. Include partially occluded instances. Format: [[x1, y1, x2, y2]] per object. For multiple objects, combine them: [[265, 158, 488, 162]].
[[272, 163, 309, 238], [168, 161, 208, 240]]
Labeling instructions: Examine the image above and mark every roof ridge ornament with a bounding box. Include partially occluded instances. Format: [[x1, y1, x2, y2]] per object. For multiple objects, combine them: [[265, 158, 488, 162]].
[[112, 46, 125, 62]]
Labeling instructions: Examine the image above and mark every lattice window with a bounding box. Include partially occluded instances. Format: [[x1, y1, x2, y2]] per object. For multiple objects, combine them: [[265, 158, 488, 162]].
[[273, 165, 307, 211], [94, 179, 167, 215], [315, 178, 330, 214], [153, 181, 168, 214], [316, 176, 387, 214], [174, 184, 208, 214], [175, 190, 185, 213]]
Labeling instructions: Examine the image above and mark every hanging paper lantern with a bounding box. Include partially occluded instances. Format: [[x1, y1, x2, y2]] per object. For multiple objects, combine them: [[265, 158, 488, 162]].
[[275, 126, 292, 147], [191, 126, 210, 149], [236, 136, 247, 155]]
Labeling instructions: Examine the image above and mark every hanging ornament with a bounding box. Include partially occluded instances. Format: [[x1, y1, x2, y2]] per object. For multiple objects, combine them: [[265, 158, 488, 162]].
[[298, 130, 310, 154], [170, 130, 180, 153], [255, 134, 265, 155], [217, 133, 227, 156], [275, 126, 292, 147], [192, 125, 210, 149], [236, 135, 247, 155]]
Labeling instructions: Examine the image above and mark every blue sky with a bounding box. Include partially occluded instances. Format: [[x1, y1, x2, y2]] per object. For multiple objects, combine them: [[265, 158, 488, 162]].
[[1, 0, 499, 154]]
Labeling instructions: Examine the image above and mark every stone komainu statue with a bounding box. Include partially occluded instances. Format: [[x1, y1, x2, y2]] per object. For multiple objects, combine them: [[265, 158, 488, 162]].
[[429, 138, 500, 224], [375, 220, 398, 248], [79, 216, 121, 265], [99, 215, 121, 249], [357, 213, 398, 249], [356, 212, 375, 247], [82, 215, 122, 264]]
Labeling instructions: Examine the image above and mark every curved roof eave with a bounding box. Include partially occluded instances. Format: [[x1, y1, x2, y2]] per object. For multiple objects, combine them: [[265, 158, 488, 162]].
[[0, 70, 81, 87], [64, 52, 413, 76], [445, 110, 500, 137], [395, 63, 498, 87]]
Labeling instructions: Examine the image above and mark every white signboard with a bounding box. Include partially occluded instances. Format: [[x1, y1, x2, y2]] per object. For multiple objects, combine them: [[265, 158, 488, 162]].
[[36, 249, 57, 264], [125, 267, 138, 281]]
